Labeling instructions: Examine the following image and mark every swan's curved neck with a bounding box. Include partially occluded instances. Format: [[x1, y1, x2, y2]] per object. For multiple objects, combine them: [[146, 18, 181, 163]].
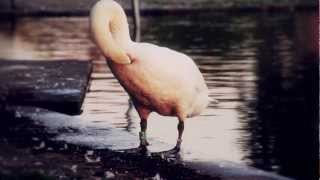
[[109, 9, 132, 47], [90, 0, 133, 64]]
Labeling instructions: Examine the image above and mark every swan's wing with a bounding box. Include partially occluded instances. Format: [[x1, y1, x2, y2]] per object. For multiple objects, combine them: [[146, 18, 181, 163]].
[[131, 42, 208, 93]]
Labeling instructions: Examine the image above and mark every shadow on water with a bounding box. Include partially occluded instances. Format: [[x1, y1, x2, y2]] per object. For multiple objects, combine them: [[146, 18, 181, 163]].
[[0, 11, 318, 180], [237, 12, 318, 180]]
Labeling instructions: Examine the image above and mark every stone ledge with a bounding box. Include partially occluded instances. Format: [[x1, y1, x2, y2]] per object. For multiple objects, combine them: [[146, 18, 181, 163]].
[[0, 60, 92, 115], [0, 106, 294, 180]]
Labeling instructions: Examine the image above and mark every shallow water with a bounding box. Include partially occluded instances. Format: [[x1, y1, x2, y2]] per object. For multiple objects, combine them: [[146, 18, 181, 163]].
[[0, 11, 318, 180]]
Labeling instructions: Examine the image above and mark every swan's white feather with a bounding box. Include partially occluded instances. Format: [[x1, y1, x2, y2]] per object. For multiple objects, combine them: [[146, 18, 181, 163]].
[[108, 42, 209, 118], [91, 0, 210, 120]]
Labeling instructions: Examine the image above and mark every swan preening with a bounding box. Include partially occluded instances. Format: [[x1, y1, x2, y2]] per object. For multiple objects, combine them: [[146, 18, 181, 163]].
[[90, 0, 210, 151]]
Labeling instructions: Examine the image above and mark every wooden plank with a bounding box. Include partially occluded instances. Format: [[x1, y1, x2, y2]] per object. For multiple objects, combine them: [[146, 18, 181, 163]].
[[0, 60, 92, 115]]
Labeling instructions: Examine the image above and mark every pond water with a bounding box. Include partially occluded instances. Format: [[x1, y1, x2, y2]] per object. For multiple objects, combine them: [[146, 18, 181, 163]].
[[0, 11, 318, 180]]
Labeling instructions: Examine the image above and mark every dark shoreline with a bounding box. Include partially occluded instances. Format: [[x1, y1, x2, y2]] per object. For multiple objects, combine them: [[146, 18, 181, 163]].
[[0, 5, 316, 18]]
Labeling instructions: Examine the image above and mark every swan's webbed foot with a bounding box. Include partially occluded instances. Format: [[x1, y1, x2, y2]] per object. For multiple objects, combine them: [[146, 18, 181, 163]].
[[138, 144, 149, 155], [119, 145, 150, 156], [164, 146, 181, 155], [151, 147, 182, 162], [151, 139, 182, 158]]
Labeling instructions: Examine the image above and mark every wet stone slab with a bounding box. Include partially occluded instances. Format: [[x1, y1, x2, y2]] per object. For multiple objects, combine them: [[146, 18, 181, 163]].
[[0, 60, 92, 115], [0, 106, 293, 180]]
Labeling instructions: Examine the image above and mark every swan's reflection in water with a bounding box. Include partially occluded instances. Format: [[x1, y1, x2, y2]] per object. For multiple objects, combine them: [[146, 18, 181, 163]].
[[124, 99, 135, 133]]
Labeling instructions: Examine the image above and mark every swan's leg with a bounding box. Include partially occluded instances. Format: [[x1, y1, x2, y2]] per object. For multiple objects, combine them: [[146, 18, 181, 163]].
[[135, 105, 151, 147], [175, 118, 185, 151], [139, 120, 149, 146]]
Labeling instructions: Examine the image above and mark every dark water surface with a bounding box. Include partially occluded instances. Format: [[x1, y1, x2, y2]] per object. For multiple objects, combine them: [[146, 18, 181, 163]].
[[0, 11, 318, 180]]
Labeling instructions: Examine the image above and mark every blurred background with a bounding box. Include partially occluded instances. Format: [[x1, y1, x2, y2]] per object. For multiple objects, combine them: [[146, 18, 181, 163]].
[[0, 0, 317, 14], [0, 0, 318, 180]]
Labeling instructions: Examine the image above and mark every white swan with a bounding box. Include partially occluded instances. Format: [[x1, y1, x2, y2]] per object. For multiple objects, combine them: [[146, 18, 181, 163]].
[[90, 0, 210, 151]]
